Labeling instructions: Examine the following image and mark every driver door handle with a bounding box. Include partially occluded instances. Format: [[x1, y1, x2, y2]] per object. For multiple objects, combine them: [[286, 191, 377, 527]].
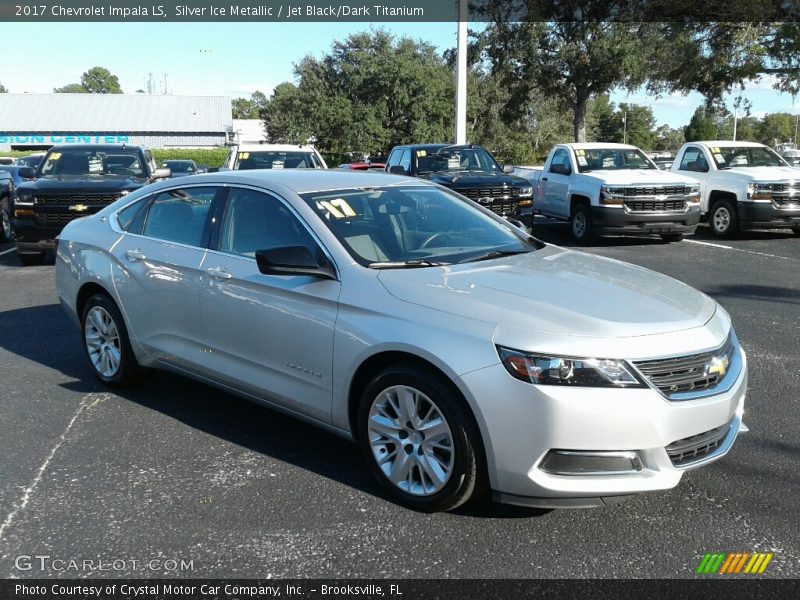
[[124, 249, 146, 262], [541, 177, 548, 181], [206, 266, 232, 280]]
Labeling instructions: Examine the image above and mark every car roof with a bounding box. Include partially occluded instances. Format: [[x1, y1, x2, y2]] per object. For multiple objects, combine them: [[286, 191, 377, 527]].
[[561, 142, 640, 150], [46, 144, 146, 152], [692, 141, 765, 148], [147, 168, 426, 195]]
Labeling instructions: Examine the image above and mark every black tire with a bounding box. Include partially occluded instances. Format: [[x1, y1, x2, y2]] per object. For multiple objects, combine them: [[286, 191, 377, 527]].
[[709, 200, 739, 239], [792, 226, 800, 236], [660, 233, 684, 243], [0, 199, 12, 242], [570, 203, 595, 244], [357, 365, 485, 512], [17, 251, 44, 266], [81, 293, 146, 388]]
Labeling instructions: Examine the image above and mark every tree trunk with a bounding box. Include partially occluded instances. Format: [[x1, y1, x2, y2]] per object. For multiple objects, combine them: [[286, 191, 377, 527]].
[[573, 99, 587, 142]]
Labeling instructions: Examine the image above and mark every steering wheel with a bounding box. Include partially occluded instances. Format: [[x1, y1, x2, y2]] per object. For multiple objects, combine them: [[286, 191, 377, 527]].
[[420, 232, 453, 249]]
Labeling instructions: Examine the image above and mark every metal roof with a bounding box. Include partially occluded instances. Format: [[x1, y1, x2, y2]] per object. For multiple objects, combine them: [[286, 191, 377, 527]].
[[0, 94, 232, 133]]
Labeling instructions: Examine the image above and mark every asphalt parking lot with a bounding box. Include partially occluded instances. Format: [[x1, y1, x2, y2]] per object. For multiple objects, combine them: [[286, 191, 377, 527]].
[[0, 221, 798, 579]]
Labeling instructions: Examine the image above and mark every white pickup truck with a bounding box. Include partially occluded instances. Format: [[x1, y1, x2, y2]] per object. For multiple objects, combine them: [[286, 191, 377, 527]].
[[670, 141, 800, 237], [517, 143, 701, 243]]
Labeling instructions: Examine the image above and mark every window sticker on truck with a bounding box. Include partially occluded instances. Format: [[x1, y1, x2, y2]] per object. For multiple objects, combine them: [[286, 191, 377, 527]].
[[416, 150, 427, 157], [577, 156, 588, 166], [714, 154, 725, 163], [238, 152, 250, 159]]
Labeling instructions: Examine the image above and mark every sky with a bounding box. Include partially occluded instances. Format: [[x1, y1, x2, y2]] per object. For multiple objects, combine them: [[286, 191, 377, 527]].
[[1, 22, 799, 129]]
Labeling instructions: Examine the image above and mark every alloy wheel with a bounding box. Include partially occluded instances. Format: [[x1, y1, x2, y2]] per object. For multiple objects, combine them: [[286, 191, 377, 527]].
[[713, 206, 731, 234], [84, 306, 122, 378], [367, 385, 455, 496]]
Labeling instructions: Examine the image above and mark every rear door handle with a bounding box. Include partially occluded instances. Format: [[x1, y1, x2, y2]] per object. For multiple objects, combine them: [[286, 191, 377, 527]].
[[541, 177, 548, 181], [125, 249, 146, 262], [206, 267, 232, 280]]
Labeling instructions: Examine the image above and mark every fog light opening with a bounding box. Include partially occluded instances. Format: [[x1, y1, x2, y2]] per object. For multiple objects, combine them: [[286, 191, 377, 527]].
[[540, 450, 643, 476]]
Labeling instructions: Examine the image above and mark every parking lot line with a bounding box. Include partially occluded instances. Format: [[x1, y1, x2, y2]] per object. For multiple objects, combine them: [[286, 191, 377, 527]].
[[0, 247, 16, 257], [684, 239, 797, 262]]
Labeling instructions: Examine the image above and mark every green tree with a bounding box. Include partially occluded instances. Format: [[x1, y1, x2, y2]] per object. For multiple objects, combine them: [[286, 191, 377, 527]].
[[0, 82, 7, 93], [684, 106, 718, 142], [758, 112, 795, 145], [618, 103, 656, 149], [53, 83, 87, 93], [54, 67, 122, 94], [233, 97, 259, 119], [653, 125, 686, 153]]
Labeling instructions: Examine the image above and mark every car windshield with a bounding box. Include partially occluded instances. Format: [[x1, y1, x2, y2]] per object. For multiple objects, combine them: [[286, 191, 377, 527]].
[[415, 146, 502, 174], [235, 151, 322, 169], [301, 185, 539, 267], [15, 155, 43, 168], [713, 146, 788, 168], [165, 161, 195, 173], [39, 149, 145, 178], [576, 148, 656, 172]]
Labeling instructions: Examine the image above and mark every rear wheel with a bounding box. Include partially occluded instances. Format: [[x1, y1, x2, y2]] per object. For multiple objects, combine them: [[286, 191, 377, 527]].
[[570, 203, 595, 244], [660, 233, 684, 243], [792, 225, 800, 236], [81, 293, 146, 387], [710, 200, 739, 238], [357, 366, 484, 512]]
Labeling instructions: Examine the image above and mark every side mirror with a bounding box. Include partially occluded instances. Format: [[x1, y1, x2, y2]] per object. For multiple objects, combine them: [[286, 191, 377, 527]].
[[255, 246, 336, 280], [389, 165, 409, 175], [152, 167, 171, 179], [502, 164, 515, 173], [550, 163, 572, 176], [18, 167, 35, 179]]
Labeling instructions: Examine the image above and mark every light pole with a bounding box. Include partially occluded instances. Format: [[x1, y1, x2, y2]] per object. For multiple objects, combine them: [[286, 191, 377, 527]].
[[622, 112, 627, 144], [732, 109, 738, 141], [455, 0, 468, 144]]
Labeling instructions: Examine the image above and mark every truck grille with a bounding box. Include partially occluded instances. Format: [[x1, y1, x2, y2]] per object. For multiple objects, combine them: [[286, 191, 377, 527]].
[[773, 196, 800, 208], [768, 182, 800, 192], [666, 422, 730, 467], [625, 199, 687, 212], [623, 186, 690, 197], [35, 194, 122, 206], [633, 334, 735, 399], [457, 187, 520, 216], [37, 211, 97, 226]]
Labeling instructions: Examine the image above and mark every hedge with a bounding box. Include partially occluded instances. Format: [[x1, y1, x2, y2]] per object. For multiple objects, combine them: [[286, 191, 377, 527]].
[[1, 148, 232, 168]]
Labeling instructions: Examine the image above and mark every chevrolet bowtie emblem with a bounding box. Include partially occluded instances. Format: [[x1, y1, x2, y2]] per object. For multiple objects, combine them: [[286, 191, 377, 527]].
[[705, 354, 730, 378], [69, 204, 89, 212]]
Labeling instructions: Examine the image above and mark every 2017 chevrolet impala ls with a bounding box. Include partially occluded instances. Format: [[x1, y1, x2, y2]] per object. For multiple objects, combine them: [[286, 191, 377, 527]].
[[55, 170, 747, 512]]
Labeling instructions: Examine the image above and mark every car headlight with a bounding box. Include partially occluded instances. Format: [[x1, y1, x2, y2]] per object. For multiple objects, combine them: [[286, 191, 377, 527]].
[[517, 186, 532, 198], [497, 346, 644, 387], [600, 185, 626, 205], [747, 183, 773, 200]]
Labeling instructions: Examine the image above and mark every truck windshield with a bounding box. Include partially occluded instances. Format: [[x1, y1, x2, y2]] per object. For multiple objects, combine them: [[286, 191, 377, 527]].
[[415, 146, 502, 174], [234, 151, 322, 169], [713, 146, 788, 168], [575, 148, 656, 172], [39, 149, 145, 178]]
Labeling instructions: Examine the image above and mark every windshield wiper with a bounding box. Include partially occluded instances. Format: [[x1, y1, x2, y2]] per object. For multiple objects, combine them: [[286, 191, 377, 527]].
[[369, 260, 450, 269], [458, 249, 533, 264]]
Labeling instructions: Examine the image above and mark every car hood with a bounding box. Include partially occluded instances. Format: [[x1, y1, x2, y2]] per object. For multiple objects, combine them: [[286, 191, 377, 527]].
[[585, 169, 698, 186], [377, 245, 716, 339], [718, 166, 800, 181], [16, 176, 146, 194], [421, 171, 530, 188]]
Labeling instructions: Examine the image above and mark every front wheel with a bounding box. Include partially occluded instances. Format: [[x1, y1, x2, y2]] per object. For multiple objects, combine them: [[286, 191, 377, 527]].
[[710, 200, 739, 238], [0, 200, 12, 242], [570, 203, 595, 244], [792, 225, 800, 236], [81, 293, 146, 387], [357, 366, 485, 512]]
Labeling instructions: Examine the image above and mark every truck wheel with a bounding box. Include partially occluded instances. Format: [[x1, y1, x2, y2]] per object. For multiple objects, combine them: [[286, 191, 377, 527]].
[[660, 233, 684, 243], [710, 200, 739, 238], [570, 203, 594, 244], [0, 200, 12, 242], [18, 251, 45, 266], [792, 226, 800, 236]]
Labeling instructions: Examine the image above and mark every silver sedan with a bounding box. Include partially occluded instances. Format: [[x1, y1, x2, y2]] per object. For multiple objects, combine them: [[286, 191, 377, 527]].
[[55, 170, 747, 512]]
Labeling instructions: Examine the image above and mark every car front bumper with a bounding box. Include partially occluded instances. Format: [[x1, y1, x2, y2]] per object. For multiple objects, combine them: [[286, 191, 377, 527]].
[[592, 204, 701, 235], [13, 218, 60, 253], [458, 346, 747, 508], [737, 200, 800, 229]]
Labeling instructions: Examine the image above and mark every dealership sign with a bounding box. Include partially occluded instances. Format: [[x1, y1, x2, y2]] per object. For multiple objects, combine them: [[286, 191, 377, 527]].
[[0, 134, 130, 144]]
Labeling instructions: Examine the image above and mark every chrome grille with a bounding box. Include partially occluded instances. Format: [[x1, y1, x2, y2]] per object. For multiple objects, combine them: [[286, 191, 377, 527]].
[[773, 197, 800, 207], [35, 194, 121, 206], [625, 199, 687, 212], [633, 334, 735, 398], [623, 186, 690, 197], [768, 182, 800, 192], [666, 423, 730, 467]]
